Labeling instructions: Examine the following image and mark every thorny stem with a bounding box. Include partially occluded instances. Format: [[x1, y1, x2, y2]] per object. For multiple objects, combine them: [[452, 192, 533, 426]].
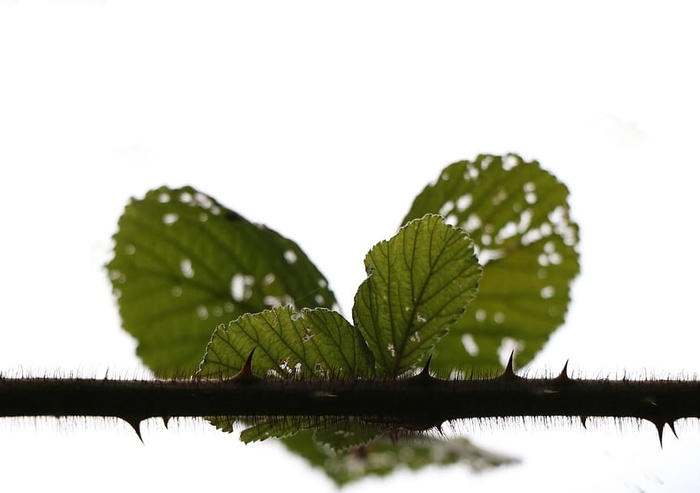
[[1, 357, 699, 445]]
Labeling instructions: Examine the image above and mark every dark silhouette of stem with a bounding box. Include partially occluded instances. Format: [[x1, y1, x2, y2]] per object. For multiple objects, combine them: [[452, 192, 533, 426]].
[[2, 359, 698, 444]]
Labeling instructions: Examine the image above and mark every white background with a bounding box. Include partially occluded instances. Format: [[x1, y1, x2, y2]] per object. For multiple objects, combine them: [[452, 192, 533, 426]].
[[1, 1, 700, 492]]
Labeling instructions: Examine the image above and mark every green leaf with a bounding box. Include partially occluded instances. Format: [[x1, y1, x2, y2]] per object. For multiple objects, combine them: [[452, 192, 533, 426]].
[[282, 433, 518, 487], [312, 421, 380, 451], [402, 154, 580, 374], [106, 186, 337, 377], [199, 306, 374, 441], [353, 214, 482, 378], [239, 417, 379, 448], [239, 417, 311, 443], [198, 306, 373, 379]]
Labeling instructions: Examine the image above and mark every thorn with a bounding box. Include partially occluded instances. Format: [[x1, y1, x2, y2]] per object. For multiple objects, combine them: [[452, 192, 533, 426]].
[[580, 415, 588, 429], [232, 349, 259, 382], [668, 420, 678, 439], [411, 356, 435, 383], [122, 416, 145, 443], [554, 360, 570, 381], [654, 421, 664, 448], [501, 351, 517, 379]]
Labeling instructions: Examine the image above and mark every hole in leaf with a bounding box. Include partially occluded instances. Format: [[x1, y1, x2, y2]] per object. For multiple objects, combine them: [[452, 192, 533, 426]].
[[180, 259, 194, 278], [496, 221, 518, 244], [461, 334, 479, 356], [197, 305, 209, 320], [194, 192, 213, 209], [503, 155, 518, 170], [162, 213, 179, 225], [540, 286, 555, 299], [517, 209, 532, 233], [264, 295, 295, 308], [439, 201, 454, 216], [179, 191, 193, 204], [456, 194, 472, 211], [302, 329, 315, 343], [283, 249, 298, 264], [463, 213, 482, 232], [158, 192, 170, 203], [231, 274, 254, 302]]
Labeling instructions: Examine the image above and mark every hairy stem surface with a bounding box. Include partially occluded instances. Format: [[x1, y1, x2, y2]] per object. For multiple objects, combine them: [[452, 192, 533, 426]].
[[2, 366, 699, 443]]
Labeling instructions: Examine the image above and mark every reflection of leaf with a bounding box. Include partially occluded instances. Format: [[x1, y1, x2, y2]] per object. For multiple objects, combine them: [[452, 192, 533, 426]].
[[353, 214, 482, 377], [402, 154, 580, 374], [199, 306, 373, 380], [283, 432, 518, 487], [106, 186, 336, 377]]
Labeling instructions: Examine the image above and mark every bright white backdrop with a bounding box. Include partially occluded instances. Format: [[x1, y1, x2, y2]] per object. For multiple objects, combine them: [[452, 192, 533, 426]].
[[1, 2, 699, 492]]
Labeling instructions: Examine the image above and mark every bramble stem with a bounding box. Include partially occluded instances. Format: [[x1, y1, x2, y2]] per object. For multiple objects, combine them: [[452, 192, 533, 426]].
[[2, 371, 699, 440]]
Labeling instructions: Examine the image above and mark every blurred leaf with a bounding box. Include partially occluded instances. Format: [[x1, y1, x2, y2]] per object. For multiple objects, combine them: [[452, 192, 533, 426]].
[[353, 214, 482, 377], [198, 305, 374, 380], [313, 421, 381, 451], [402, 154, 580, 374], [107, 186, 336, 377], [240, 417, 379, 448], [283, 432, 518, 486]]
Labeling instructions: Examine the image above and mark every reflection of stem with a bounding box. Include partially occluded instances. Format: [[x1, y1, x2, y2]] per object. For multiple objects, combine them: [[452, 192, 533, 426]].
[[2, 357, 698, 445]]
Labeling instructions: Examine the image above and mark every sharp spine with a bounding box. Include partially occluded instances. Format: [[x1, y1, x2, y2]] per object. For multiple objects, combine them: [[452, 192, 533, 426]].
[[654, 421, 664, 448], [122, 416, 145, 443], [501, 351, 517, 379], [668, 421, 678, 439], [554, 360, 570, 382], [411, 356, 435, 383], [232, 349, 259, 383]]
